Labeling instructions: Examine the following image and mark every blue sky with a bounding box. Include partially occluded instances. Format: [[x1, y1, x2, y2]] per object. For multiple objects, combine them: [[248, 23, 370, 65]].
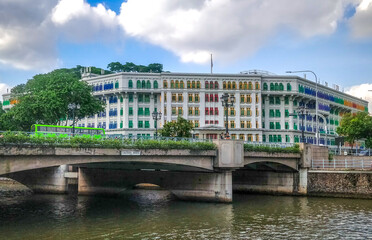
[[0, 0, 372, 109]]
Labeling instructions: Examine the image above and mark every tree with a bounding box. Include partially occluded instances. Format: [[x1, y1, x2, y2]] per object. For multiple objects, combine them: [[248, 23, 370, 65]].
[[0, 68, 105, 131], [337, 112, 372, 148], [160, 116, 194, 138], [107, 61, 164, 73]]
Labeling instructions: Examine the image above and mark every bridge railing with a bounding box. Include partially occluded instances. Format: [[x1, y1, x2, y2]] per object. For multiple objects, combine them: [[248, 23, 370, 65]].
[[311, 158, 372, 170], [244, 141, 295, 148]]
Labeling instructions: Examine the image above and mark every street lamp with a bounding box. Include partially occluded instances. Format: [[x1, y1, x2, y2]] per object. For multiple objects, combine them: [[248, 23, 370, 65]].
[[286, 70, 319, 145], [152, 111, 162, 137], [289, 105, 309, 143], [68, 103, 80, 136], [221, 93, 235, 138]]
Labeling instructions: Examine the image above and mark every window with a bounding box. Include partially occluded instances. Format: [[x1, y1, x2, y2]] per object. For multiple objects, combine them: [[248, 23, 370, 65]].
[[232, 82, 236, 90], [145, 108, 150, 116], [223, 81, 227, 89], [247, 94, 252, 103], [195, 107, 200, 116], [178, 107, 183, 115], [241, 121, 245, 128], [256, 108, 259, 116], [230, 121, 235, 128], [247, 121, 252, 128], [275, 109, 281, 117], [275, 97, 280, 105], [195, 94, 200, 102], [180, 81, 184, 89], [247, 108, 251, 116], [210, 94, 213, 102], [129, 120, 133, 128], [172, 107, 176, 115], [255, 95, 259, 103], [138, 94, 143, 103], [285, 122, 289, 129], [285, 109, 289, 117], [138, 121, 143, 128], [210, 107, 214, 115], [206, 81, 209, 89], [270, 83, 275, 91], [287, 83, 292, 91], [187, 81, 191, 88], [146, 80, 151, 89], [142, 80, 146, 88], [145, 94, 150, 103], [239, 82, 243, 89], [138, 108, 143, 116], [240, 108, 245, 116], [137, 80, 141, 88], [192, 81, 196, 89], [206, 94, 209, 102], [286, 135, 290, 142], [285, 96, 289, 105], [128, 80, 133, 88], [293, 99, 297, 106], [215, 81, 219, 89], [269, 96, 274, 104], [171, 80, 175, 88], [163, 80, 168, 88], [172, 94, 177, 102], [248, 82, 253, 90], [205, 107, 209, 115], [120, 108, 123, 116], [175, 80, 179, 89], [196, 81, 201, 89], [279, 83, 284, 91], [154, 81, 158, 89], [247, 134, 252, 142], [239, 134, 245, 140], [263, 83, 268, 90], [270, 122, 274, 129], [178, 94, 183, 102], [145, 121, 150, 128], [188, 93, 193, 102], [240, 94, 245, 103], [164, 93, 167, 102], [255, 82, 260, 90], [230, 107, 235, 116], [194, 120, 199, 127], [275, 122, 281, 129], [214, 94, 219, 102], [188, 107, 193, 115]]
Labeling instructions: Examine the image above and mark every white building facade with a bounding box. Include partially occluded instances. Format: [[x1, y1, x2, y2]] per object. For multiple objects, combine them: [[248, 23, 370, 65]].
[[2, 71, 368, 145], [77, 71, 368, 145]]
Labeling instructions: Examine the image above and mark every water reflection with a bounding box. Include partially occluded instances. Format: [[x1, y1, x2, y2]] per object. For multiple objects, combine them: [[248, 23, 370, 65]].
[[0, 190, 371, 240]]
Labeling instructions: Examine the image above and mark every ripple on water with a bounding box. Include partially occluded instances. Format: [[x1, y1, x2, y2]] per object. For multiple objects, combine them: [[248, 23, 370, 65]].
[[0, 191, 371, 240]]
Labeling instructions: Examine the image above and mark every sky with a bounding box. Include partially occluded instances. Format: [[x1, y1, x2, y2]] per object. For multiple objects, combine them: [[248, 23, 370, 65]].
[[0, 0, 372, 111]]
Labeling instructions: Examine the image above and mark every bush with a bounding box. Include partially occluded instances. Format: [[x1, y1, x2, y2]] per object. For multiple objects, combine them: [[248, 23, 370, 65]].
[[0, 133, 216, 150], [244, 144, 300, 153]]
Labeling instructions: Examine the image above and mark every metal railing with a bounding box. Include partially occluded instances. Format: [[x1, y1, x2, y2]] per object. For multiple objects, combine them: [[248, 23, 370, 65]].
[[243, 141, 295, 148], [328, 146, 371, 156], [311, 158, 372, 170]]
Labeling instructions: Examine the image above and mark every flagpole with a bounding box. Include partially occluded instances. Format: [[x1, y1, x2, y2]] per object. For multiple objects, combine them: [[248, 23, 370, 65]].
[[210, 54, 213, 74]]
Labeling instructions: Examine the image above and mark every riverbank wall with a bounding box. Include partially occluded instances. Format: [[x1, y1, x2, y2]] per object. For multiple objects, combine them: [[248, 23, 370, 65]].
[[307, 170, 372, 199]]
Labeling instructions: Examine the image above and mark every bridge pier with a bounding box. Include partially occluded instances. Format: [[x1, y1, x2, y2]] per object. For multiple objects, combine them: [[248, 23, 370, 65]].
[[6, 166, 69, 194], [78, 168, 233, 203]]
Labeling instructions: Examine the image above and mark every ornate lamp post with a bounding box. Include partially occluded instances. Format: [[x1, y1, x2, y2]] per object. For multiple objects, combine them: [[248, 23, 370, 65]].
[[289, 105, 309, 143], [68, 103, 81, 136], [152, 111, 162, 137], [286, 70, 319, 144], [220, 93, 235, 138]]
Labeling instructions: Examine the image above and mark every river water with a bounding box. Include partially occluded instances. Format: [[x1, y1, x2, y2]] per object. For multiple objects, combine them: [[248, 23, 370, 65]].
[[0, 188, 371, 240]]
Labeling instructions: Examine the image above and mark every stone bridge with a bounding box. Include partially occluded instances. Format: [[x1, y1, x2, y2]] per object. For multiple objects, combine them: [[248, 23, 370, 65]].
[[0, 141, 326, 202]]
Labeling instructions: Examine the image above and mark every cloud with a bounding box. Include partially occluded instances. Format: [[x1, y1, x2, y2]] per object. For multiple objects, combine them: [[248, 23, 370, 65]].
[[0, 0, 59, 70], [51, 0, 121, 42], [349, 0, 372, 38], [0, 83, 11, 102], [0, 0, 120, 71], [346, 83, 372, 113], [118, 0, 355, 64]]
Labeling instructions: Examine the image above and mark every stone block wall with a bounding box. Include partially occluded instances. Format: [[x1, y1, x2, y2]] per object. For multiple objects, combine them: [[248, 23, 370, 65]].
[[308, 171, 372, 198]]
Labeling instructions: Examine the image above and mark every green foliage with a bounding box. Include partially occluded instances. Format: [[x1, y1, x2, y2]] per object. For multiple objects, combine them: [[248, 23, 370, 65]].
[[244, 144, 300, 153], [337, 112, 372, 148], [107, 62, 163, 73], [0, 132, 216, 150], [160, 116, 194, 138], [0, 68, 105, 131]]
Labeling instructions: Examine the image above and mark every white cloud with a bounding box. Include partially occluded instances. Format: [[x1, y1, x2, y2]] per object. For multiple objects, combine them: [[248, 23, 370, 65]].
[[51, 0, 121, 42], [0, 83, 11, 102], [349, 0, 372, 38], [118, 0, 355, 64], [346, 83, 372, 113], [0, 0, 120, 71]]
